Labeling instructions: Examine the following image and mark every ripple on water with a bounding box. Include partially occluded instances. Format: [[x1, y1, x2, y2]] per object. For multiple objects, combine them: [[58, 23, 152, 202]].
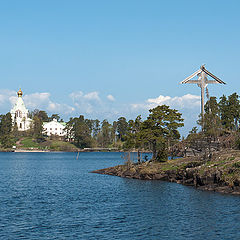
[[0, 152, 240, 239]]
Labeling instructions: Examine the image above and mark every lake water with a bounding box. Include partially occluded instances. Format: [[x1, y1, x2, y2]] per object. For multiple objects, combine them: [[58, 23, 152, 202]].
[[1, 152, 240, 240]]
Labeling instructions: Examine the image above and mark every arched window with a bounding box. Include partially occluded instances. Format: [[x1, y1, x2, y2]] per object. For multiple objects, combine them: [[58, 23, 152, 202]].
[[20, 123, 22, 129], [16, 110, 22, 118]]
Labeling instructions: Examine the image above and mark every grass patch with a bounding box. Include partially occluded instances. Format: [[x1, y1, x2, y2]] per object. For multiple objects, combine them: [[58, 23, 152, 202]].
[[18, 137, 78, 151], [20, 137, 40, 148], [40, 140, 78, 151], [160, 164, 179, 171]]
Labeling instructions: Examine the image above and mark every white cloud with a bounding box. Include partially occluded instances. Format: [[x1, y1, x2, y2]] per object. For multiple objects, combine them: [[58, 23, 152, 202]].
[[131, 94, 200, 110], [47, 102, 75, 113], [84, 91, 100, 101], [70, 91, 100, 102], [0, 89, 201, 135], [129, 94, 201, 136], [0, 90, 17, 113], [0, 90, 75, 116], [23, 92, 75, 114], [23, 92, 51, 109], [70, 91, 102, 114], [0, 90, 16, 106], [69, 91, 121, 119], [107, 94, 115, 101], [147, 94, 200, 108]]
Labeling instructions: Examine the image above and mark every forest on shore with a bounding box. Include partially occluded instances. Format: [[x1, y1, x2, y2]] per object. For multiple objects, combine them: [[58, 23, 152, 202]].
[[1, 92, 240, 161]]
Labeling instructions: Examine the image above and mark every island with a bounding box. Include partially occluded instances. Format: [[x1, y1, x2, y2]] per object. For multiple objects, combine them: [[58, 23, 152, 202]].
[[92, 149, 240, 195]]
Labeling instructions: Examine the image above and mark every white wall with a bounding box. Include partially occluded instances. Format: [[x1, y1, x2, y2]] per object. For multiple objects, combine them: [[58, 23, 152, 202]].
[[43, 119, 66, 136]]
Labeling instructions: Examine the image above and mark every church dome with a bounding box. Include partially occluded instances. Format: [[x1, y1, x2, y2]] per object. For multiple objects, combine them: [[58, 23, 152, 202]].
[[11, 88, 32, 131], [17, 89, 23, 97]]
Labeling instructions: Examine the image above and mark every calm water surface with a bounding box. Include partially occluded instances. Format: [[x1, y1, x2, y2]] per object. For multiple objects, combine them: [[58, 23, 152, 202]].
[[0, 152, 240, 240]]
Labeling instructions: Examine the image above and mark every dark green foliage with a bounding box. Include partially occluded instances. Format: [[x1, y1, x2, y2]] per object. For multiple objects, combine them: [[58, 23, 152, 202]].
[[186, 126, 201, 147], [50, 114, 60, 122], [218, 93, 240, 131], [117, 117, 128, 141], [232, 162, 240, 168], [156, 142, 168, 162], [201, 97, 222, 138], [219, 95, 230, 129], [139, 105, 184, 162], [98, 120, 112, 147], [92, 119, 100, 139], [33, 115, 44, 142], [65, 115, 93, 148], [85, 119, 94, 133], [198, 93, 240, 138], [123, 106, 184, 161], [111, 121, 117, 145], [0, 113, 15, 148], [228, 93, 240, 130], [188, 93, 240, 154], [235, 136, 240, 150], [124, 115, 142, 150], [31, 109, 49, 122], [189, 127, 198, 134]]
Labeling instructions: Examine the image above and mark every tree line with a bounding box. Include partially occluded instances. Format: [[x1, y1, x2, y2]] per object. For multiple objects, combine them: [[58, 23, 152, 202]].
[[193, 92, 240, 136], [63, 105, 184, 162], [0, 105, 184, 161], [2, 92, 240, 160], [187, 92, 240, 153]]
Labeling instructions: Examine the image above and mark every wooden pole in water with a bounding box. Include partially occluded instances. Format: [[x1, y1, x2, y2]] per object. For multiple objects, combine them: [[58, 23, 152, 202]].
[[76, 151, 80, 160]]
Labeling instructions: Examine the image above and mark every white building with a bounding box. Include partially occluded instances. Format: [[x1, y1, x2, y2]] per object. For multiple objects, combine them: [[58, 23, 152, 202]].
[[10, 89, 32, 131], [10, 89, 68, 137], [43, 119, 67, 137]]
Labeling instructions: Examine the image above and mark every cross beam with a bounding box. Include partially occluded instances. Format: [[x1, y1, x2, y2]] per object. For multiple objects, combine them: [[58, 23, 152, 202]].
[[180, 65, 226, 117]]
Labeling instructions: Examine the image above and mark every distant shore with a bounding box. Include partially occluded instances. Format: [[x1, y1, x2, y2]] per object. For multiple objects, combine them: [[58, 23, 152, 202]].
[[14, 149, 50, 153], [1, 148, 125, 153], [1, 148, 150, 153], [93, 149, 240, 195]]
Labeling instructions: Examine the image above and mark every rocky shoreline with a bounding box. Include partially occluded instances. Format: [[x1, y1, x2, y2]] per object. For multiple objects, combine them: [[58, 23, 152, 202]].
[[92, 149, 240, 195]]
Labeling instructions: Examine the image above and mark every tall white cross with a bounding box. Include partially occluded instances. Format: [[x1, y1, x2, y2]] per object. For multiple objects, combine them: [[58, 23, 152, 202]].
[[180, 65, 226, 117]]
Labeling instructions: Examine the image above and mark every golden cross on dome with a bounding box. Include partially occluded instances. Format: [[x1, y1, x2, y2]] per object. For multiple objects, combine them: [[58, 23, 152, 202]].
[[17, 88, 23, 97]]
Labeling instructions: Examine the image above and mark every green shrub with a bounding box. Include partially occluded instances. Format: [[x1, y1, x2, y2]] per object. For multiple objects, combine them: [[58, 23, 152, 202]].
[[232, 162, 240, 168]]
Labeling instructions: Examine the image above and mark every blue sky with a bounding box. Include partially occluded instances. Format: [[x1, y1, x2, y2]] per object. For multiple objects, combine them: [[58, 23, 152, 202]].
[[0, 0, 239, 135]]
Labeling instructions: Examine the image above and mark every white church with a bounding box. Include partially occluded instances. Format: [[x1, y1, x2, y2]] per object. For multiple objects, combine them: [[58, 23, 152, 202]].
[[11, 89, 67, 137], [10, 89, 32, 131]]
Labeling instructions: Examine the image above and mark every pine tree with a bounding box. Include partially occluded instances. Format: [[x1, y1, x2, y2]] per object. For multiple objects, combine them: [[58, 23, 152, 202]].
[[33, 116, 44, 142], [139, 105, 184, 162], [0, 113, 14, 148], [117, 117, 128, 141]]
